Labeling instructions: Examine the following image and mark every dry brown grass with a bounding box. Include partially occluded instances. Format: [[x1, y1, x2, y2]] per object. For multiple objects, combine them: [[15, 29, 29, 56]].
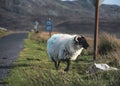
[[98, 32, 120, 67], [98, 32, 120, 55], [30, 31, 61, 41]]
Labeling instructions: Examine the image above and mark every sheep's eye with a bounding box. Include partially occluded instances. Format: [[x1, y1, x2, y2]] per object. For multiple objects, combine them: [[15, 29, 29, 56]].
[[79, 39, 84, 43]]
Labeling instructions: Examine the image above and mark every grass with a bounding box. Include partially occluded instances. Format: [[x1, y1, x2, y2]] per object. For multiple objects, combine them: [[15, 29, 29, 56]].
[[98, 32, 120, 68], [0, 27, 12, 37], [98, 32, 120, 55], [0, 29, 8, 37], [4, 32, 120, 86]]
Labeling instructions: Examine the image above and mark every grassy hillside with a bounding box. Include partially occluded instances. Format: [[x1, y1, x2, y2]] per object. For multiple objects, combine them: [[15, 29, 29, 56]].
[[0, 30, 6, 37], [0, 0, 120, 37], [4, 32, 120, 86]]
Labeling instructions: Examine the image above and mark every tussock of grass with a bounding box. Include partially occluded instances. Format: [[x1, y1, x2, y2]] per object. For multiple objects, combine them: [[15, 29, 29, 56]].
[[0, 29, 7, 37], [4, 32, 120, 86], [98, 32, 120, 67], [29, 31, 61, 41], [104, 50, 120, 68], [98, 32, 120, 55]]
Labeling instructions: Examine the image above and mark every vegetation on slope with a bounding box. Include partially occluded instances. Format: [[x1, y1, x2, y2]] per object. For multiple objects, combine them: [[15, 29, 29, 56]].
[[4, 32, 120, 86], [0, 27, 8, 37]]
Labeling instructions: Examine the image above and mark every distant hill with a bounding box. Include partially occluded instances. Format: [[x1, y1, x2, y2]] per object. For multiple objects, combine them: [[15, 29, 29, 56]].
[[0, 0, 120, 37]]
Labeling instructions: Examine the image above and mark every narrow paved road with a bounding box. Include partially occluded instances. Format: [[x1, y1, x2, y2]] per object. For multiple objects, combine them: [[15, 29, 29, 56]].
[[0, 33, 28, 86]]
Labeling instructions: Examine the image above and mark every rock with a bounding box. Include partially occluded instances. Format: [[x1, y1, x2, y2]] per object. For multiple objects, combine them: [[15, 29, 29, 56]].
[[0, 27, 7, 31], [87, 63, 118, 74]]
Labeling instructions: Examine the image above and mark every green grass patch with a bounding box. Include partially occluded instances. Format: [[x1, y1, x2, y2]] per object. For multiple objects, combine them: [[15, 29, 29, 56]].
[[0, 29, 8, 37], [4, 33, 120, 86]]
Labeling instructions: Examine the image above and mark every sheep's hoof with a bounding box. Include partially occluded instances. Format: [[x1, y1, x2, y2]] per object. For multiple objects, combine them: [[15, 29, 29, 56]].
[[64, 68, 69, 72], [56, 68, 59, 70]]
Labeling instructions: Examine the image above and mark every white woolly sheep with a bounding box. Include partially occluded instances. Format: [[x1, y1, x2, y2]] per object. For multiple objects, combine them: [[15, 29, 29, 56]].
[[47, 34, 89, 71]]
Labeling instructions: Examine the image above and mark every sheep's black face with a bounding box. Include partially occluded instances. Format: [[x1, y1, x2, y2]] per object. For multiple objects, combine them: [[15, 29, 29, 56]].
[[78, 36, 89, 49], [74, 36, 89, 49]]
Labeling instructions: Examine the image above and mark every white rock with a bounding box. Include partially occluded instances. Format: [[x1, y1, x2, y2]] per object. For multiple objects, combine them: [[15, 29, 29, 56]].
[[87, 63, 118, 73]]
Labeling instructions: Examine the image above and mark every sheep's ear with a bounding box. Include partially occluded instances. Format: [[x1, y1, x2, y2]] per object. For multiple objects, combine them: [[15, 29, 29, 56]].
[[81, 35, 83, 37], [74, 36, 81, 43]]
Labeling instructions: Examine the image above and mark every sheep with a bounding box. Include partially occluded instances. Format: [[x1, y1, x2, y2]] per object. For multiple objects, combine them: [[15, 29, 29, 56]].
[[47, 34, 89, 71]]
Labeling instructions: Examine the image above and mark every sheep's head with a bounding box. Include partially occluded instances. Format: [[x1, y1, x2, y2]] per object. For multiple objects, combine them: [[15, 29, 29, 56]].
[[74, 35, 89, 49]]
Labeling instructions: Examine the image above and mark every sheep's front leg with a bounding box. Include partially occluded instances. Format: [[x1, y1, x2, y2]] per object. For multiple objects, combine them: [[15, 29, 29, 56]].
[[64, 58, 70, 71], [51, 58, 59, 70], [58, 60, 61, 68]]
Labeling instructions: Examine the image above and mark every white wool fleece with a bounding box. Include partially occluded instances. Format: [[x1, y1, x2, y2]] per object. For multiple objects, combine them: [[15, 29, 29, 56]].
[[47, 34, 83, 61]]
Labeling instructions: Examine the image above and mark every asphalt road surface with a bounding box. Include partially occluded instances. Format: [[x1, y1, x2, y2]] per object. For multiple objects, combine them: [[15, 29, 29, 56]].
[[0, 33, 28, 86]]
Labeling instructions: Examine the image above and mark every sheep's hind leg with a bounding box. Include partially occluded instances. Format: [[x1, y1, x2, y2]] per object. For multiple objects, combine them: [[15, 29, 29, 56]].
[[58, 60, 61, 68], [55, 61, 59, 70], [64, 58, 70, 71]]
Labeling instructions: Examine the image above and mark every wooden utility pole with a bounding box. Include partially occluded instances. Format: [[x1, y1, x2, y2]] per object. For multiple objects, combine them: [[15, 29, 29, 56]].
[[94, 0, 100, 60]]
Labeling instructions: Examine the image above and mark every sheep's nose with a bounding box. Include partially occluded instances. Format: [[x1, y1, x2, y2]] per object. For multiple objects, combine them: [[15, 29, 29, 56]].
[[84, 44, 89, 49], [84, 47, 88, 49]]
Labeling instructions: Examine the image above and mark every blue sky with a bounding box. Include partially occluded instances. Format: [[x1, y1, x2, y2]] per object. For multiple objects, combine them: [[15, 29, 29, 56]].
[[102, 0, 120, 6]]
